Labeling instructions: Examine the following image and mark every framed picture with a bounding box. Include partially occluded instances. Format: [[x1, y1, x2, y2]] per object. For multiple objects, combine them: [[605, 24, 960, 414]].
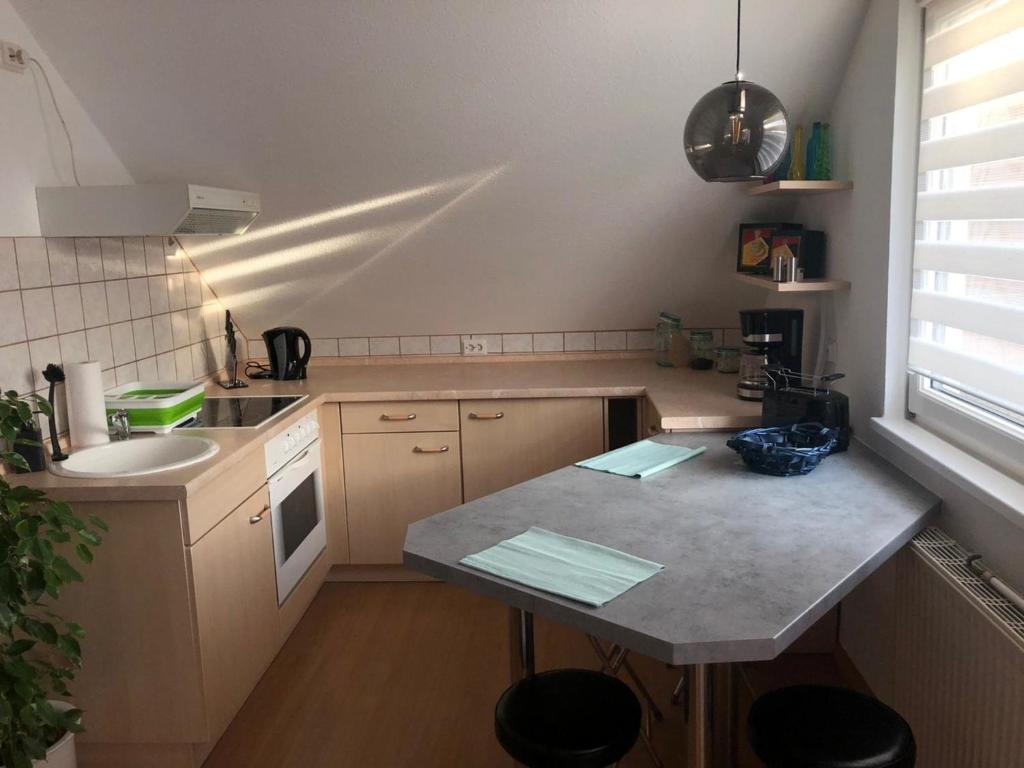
[[769, 229, 827, 279], [737, 223, 802, 274]]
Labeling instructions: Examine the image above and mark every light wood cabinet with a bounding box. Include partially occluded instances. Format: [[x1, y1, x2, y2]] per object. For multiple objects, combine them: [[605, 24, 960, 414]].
[[190, 485, 279, 740], [340, 400, 459, 433], [344, 431, 463, 564], [460, 398, 605, 501]]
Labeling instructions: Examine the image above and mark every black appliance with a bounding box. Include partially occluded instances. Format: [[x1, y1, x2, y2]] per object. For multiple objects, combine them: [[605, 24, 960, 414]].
[[761, 368, 851, 452], [737, 308, 803, 401], [260, 327, 311, 380], [178, 396, 305, 428]]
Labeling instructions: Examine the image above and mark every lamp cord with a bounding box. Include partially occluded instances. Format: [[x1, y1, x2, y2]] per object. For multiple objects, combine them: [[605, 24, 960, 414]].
[[735, 0, 742, 79], [28, 56, 81, 186]]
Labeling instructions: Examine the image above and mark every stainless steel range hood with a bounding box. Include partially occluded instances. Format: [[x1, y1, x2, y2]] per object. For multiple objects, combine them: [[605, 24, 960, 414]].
[[36, 183, 261, 236]]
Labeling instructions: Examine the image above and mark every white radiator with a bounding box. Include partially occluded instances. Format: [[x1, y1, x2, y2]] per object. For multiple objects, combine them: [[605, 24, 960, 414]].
[[840, 527, 1024, 768]]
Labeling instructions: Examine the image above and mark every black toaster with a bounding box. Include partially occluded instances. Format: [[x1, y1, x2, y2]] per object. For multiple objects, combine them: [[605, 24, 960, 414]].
[[761, 369, 851, 452]]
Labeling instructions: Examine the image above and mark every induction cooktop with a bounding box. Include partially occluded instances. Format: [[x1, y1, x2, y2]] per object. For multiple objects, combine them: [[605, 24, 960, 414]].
[[178, 396, 306, 429]]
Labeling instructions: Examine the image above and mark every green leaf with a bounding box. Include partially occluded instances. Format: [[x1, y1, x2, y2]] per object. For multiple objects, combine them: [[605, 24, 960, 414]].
[[88, 514, 109, 532], [5, 639, 35, 656], [0, 693, 12, 723], [49, 556, 83, 584], [56, 634, 81, 661], [64, 621, 85, 639], [22, 619, 58, 645], [14, 519, 37, 539], [75, 543, 93, 564], [77, 529, 102, 547], [3, 452, 30, 472]]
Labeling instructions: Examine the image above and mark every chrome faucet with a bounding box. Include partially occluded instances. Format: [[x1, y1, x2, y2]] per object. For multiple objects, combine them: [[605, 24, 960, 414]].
[[109, 409, 131, 441]]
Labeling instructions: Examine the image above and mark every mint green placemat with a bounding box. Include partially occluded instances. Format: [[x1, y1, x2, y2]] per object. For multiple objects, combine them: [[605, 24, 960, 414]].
[[459, 526, 664, 607], [575, 439, 706, 478]]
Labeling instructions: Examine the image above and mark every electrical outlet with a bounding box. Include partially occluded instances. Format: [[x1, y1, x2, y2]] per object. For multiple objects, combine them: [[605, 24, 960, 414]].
[[461, 338, 488, 356], [1, 41, 27, 73]]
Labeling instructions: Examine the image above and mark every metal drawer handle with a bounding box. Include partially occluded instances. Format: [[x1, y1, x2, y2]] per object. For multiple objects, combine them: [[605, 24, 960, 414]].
[[469, 412, 504, 420], [413, 445, 449, 454], [249, 505, 270, 525], [381, 413, 416, 421]]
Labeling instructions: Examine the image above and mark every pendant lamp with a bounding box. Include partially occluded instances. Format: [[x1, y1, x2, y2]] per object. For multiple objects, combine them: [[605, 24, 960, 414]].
[[684, 0, 789, 182]]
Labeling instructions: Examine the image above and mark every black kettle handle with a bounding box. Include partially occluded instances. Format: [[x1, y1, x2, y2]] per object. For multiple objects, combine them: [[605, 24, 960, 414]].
[[297, 329, 312, 367]]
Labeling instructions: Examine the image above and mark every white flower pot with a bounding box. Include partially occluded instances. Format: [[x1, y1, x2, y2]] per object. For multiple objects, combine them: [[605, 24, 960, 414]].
[[34, 701, 77, 768]]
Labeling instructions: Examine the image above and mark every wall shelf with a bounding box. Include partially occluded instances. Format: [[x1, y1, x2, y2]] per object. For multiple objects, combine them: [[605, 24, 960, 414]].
[[747, 180, 853, 196], [734, 273, 850, 293]]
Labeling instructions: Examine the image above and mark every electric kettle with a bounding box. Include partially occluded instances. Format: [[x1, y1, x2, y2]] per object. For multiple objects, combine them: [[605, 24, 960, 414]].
[[261, 327, 311, 380]]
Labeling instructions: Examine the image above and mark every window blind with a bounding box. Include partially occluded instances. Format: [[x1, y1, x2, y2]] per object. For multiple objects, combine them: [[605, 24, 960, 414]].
[[911, 0, 1024, 424]]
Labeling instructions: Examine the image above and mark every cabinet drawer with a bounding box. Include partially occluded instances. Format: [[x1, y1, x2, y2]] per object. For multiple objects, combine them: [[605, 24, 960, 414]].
[[340, 400, 459, 433], [344, 431, 463, 564], [460, 398, 604, 501]]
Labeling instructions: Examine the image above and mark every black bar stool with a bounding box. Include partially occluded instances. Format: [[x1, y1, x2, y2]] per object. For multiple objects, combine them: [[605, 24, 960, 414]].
[[748, 685, 916, 768], [495, 668, 641, 768]]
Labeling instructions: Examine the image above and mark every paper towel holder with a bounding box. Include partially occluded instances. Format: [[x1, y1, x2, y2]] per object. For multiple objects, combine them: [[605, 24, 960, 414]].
[[41, 363, 68, 462]]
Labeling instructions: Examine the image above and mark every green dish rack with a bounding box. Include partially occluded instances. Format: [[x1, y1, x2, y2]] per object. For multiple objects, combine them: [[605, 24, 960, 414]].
[[105, 381, 206, 433]]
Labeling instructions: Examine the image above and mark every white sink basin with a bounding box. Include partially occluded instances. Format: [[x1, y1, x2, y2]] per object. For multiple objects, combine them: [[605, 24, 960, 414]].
[[48, 436, 220, 478]]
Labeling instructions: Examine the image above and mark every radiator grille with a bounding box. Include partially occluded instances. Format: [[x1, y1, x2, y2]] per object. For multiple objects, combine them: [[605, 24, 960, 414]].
[[912, 527, 1024, 647]]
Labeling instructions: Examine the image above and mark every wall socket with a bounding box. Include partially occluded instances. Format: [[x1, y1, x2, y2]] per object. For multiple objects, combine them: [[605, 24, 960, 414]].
[[1, 41, 27, 73], [461, 338, 488, 356]]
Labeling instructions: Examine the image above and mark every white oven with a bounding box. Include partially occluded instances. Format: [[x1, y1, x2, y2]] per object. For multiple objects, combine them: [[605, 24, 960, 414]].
[[265, 412, 326, 605]]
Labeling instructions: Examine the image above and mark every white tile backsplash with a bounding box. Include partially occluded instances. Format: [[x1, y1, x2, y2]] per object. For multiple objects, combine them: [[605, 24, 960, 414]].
[[501, 333, 532, 353], [28, 336, 61, 390], [156, 351, 177, 379], [564, 332, 596, 352], [0, 343, 33, 394], [595, 331, 627, 351], [85, 326, 114, 370], [339, 337, 370, 356], [164, 239, 184, 274], [105, 280, 130, 323], [75, 238, 104, 282], [132, 318, 156, 358], [46, 238, 79, 285], [127, 277, 152, 318], [100, 237, 126, 280], [137, 355, 159, 381], [152, 313, 174, 354], [109, 321, 136, 366], [0, 291, 27, 345], [626, 330, 655, 351], [115, 362, 138, 386], [52, 284, 85, 333], [0, 239, 18, 291], [148, 275, 170, 315], [15, 238, 50, 288], [369, 337, 399, 356], [170, 310, 190, 349], [144, 237, 165, 275], [22, 288, 58, 340], [312, 338, 339, 357], [533, 332, 564, 353], [185, 273, 203, 307], [123, 237, 147, 278], [399, 336, 430, 355], [174, 345, 193, 379], [80, 282, 109, 328], [429, 335, 460, 355], [167, 274, 187, 311], [58, 331, 89, 364]]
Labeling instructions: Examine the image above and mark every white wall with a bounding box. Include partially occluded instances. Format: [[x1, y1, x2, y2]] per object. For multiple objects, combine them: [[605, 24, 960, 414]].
[[0, 0, 130, 234], [12, 0, 867, 340]]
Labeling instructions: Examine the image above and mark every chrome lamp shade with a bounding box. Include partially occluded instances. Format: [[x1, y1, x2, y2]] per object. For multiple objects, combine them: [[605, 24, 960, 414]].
[[684, 79, 790, 182]]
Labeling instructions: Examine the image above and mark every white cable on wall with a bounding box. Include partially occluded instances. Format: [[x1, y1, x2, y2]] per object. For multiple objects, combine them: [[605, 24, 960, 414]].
[[27, 56, 81, 186]]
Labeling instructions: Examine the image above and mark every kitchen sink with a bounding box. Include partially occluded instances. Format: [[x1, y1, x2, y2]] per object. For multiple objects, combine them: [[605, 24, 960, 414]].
[[48, 436, 220, 478]]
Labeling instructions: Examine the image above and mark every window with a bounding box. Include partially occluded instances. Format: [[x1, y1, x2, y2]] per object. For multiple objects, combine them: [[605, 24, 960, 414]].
[[909, 0, 1024, 479]]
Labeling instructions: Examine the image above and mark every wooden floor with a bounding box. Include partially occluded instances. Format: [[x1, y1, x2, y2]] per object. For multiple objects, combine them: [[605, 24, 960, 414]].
[[206, 582, 690, 767]]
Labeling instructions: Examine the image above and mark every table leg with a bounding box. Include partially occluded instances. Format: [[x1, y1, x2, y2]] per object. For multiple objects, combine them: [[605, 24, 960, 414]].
[[508, 607, 535, 682], [690, 663, 710, 768]]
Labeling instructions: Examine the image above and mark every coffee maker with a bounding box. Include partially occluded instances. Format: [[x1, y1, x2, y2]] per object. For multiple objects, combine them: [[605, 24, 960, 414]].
[[737, 309, 803, 400]]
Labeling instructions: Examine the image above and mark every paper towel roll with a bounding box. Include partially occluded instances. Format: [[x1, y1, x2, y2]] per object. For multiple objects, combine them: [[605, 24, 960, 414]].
[[65, 361, 109, 449]]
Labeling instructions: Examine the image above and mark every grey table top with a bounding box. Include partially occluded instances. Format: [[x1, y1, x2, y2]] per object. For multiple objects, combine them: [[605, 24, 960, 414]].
[[403, 434, 939, 665]]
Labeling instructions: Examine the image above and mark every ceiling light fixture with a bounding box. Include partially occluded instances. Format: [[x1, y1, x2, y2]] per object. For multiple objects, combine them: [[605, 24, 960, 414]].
[[683, 0, 789, 182]]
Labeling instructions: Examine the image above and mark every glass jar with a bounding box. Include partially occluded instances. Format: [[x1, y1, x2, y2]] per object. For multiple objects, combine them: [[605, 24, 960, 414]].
[[655, 311, 684, 367], [689, 330, 714, 370], [715, 346, 740, 374]]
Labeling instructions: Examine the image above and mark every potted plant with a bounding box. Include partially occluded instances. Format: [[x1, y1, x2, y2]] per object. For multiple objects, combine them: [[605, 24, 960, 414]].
[[1, 390, 107, 768]]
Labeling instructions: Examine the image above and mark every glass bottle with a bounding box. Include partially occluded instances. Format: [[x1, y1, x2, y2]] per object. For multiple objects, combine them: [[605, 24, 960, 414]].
[[788, 125, 805, 180], [689, 330, 715, 370], [814, 123, 832, 181], [715, 346, 740, 374], [655, 311, 683, 367], [806, 122, 822, 180]]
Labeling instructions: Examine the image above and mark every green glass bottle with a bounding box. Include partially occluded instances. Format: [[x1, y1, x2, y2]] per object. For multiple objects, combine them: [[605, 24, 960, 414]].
[[788, 125, 805, 180], [814, 123, 832, 181]]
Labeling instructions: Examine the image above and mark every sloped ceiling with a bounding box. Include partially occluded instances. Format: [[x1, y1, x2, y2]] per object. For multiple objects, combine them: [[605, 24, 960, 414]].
[[13, 0, 867, 338]]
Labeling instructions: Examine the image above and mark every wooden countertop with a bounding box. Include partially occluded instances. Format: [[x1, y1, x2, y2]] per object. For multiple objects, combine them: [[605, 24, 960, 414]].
[[19, 354, 760, 502]]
